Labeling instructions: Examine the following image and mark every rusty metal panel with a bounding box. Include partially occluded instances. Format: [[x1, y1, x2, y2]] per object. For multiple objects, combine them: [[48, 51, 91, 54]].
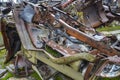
[[13, 7, 35, 50]]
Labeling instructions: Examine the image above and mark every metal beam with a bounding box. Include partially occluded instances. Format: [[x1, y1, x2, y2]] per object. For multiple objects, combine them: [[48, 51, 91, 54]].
[[25, 51, 84, 80]]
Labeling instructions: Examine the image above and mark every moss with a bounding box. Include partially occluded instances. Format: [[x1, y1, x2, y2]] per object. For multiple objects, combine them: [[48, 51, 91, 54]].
[[54, 75, 63, 80], [97, 76, 120, 80], [45, 46, 62, 58], [31, 72, 42, 80]]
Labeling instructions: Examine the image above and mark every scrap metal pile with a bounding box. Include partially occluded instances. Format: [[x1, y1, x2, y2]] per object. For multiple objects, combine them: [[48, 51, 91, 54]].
[[1, 0, 120, 80]]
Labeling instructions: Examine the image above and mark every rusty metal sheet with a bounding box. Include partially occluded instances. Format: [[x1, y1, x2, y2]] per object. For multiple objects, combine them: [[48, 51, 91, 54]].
[[83, 5, 102, 28], [43, 39, 76, 56], [52, 16, 120, 56], [25, 23, 42, 48], [84, 63, 94, 80], [13, 7, 35, 50]]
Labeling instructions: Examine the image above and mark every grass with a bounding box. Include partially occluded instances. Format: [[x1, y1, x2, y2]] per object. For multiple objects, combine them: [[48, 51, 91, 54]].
[[97, 26, 120, 32], [1, 72, 13, 80], [0, 49, 13, 80], [98, 77, 120, 80]]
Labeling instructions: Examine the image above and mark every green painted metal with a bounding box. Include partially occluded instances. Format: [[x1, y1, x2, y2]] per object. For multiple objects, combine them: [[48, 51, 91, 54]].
[[25, 50, 84, 80], [26, 49, 95, 64]]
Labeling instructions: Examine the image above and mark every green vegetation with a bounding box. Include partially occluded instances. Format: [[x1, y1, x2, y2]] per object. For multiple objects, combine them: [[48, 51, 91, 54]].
[[97, 26, 120, 32], [54, 74, 64, 80], [1, 72, 13, 80], [0, 49, 13, 80], [98, 77, 120, 80], [0, 49, 6, 68], [31, 72, 41, 80], [45, 46, 62, 58]]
